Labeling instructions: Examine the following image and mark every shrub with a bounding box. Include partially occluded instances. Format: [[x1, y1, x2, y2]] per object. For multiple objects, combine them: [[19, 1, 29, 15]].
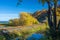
[[9, 19, 19, 26]]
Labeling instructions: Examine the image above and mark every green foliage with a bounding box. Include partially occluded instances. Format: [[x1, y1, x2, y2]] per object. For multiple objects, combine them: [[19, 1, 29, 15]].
[[9, 19, 19, 26], [38, 0, 46, 5], [0, 35, 5, 40]]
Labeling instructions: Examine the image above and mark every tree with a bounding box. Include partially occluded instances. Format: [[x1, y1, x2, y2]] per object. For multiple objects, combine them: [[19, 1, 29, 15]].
[[38, 0, 60, 40], [18, 0, 60, 40], [9, 19, 19, 26], [9, 19, 14, 26], [19, 12, 39, 26]]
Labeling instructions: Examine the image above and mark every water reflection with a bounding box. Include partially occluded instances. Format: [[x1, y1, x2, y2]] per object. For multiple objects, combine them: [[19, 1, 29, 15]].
[[16, 33, 43, 40], [27, 33, 43, 40]]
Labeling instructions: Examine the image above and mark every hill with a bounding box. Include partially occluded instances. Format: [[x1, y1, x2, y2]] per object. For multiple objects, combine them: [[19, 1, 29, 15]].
[[32, 6, 60, 23]]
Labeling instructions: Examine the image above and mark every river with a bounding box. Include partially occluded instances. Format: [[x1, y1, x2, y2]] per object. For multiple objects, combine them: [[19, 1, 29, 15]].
[[16, 33, 44, 40]]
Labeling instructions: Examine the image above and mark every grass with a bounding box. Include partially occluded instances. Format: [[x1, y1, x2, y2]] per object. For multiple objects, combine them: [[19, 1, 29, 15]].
[[0, 35, 5, 40], [9, 23, 48, 39]]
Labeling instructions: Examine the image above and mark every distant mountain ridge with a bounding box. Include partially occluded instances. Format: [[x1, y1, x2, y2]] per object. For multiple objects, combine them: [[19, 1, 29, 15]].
[[32, 6, 60, 23], [32, 10, 48, 23]]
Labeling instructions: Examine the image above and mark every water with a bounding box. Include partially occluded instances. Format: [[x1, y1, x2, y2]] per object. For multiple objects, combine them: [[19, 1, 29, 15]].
[[0, 21, 8, 24], [16, 33, 43, 40], [27, 33, 43, 40]]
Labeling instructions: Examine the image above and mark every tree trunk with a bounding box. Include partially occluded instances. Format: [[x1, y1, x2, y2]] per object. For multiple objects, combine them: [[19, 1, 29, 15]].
[[47, 1, 57, 40], [52, 2, 57, 40], [53, 2, 57, 31], [47, 0, 53, 29]]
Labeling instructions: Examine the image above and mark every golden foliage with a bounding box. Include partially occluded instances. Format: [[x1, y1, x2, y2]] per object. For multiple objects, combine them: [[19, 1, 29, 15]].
[[9, 12, 39, 26], [9, 18, 19, 26], [19, 12, 39, 26]]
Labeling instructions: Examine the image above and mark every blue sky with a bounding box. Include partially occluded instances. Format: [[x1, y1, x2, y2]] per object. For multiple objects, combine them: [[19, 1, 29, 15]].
[[0, 0, 50, 21]]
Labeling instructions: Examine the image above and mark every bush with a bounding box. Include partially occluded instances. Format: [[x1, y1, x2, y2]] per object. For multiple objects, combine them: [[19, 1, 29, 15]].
[[9, 18, 19, 26], [0, 35, 5, 40]]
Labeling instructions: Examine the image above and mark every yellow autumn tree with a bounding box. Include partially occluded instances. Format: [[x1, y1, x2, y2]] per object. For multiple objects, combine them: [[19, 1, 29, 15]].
[[9, 19, 14, 26], [19, 12, 39, 26], [9, 18, 19, 26]]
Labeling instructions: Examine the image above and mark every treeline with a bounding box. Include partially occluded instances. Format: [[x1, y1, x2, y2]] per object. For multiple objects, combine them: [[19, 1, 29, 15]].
[[8, 12, 39, 26]]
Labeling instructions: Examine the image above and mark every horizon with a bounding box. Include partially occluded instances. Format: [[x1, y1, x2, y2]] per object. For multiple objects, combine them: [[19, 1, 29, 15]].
[[0, 0, 48, 21], [0, 0, 60, 21]]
